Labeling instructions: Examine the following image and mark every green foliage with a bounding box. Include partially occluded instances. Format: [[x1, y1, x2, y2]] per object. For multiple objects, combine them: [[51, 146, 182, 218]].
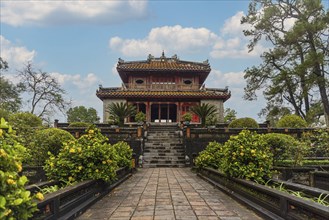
[[302, 129, 329, 157], [67, 106, 100, 123], [276, 160, 329, 166], [44, 127, 131, 183], [195, 142, 223, 169], [0, 76, 22, 112], [276, 115, 308, 128], [191, 103, 217, 127], [27, 128, 75, 166], [182, 112, 192, 122], [8, 112, 42, 133], [135, 111, 146, 123], [228, 117, 259, 128], [263, 133, 303, 165], [205, 114, 219, 126], [242, 0, 329, 127], [112, 141, 132, 168], [68, 122, 92, 128], [221, 130, 273, 183], [0, 109, 11, 121], [106, 102, 136, 126], [224, 108, 237, 123], [0, 128, 37, 219]]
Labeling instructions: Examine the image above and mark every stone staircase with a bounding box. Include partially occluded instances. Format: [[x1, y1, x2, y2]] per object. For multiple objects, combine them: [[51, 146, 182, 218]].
[[143, 124, 185, 168]]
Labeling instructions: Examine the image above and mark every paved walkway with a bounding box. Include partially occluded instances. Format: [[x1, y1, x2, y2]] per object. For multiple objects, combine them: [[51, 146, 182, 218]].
[[78, 168, 263, 220]]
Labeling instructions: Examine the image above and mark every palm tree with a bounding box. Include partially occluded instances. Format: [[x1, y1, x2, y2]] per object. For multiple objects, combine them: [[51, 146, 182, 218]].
[[106, 102, 136, 126], [191, 103, 217, 127]]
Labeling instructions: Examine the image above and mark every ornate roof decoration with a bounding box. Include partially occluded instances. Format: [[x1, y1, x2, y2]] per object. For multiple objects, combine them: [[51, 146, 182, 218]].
[[117, 53, 211, 72]]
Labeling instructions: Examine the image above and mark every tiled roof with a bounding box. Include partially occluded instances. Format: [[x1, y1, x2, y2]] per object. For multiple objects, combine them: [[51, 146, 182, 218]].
[[96, 89, 230, 101], [117, 54, 211, 72]]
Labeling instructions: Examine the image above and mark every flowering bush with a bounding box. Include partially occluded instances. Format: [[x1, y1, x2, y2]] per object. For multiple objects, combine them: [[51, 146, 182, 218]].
[[44, 128, 117, 183], [221, 130, 273, 183], [0, 128, 37, 219], [112, 141, 132, 168], [302, 129, 329, 157], [195, 142, 223, 169], [44, 127, 132, 183]]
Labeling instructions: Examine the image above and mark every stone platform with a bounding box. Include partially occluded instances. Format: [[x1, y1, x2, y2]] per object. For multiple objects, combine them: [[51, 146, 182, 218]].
[[77, 168, 263, 220]]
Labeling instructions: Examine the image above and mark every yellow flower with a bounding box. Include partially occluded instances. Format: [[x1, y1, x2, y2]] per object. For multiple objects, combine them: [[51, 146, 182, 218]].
[[88, 130, 94, 134], [7, 179, 16, 185], [69, 148, 75, 153], [68, 176, 75, 182], [36, 192, 44, 201], [240, 146, 244, 149], [250, 149, 256, 154], [0, 149, 7, 157], [240, 152, 244, 156], [102, 161, 106, 164], [4, 209, 12, 216], [77, 147, 82, 153], [0, 129, 3, 137], [78, 166, 83, 170], [16, 163, 22, 172], [251, 172, 255, 176], [96, 169, 99, 173]]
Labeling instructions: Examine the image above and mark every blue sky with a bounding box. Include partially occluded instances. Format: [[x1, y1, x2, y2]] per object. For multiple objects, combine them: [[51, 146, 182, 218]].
[[1, 0, 275, 122]]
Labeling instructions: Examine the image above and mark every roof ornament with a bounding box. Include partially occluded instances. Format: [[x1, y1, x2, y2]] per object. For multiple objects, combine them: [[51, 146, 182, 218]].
[[203, 59, 209, 65], [118, 58, 124, 64], [172, 54, 178, 60], [147, 54, 154, 61], [160, 50, 166, 60]]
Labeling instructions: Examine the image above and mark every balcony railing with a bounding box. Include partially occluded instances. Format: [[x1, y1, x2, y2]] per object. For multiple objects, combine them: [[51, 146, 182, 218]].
[[124, 83, 201, 91]]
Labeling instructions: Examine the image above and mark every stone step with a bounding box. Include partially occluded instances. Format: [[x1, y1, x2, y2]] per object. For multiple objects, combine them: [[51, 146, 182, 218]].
[[143, 163, 185, 168], [143, 149, 185, 153], [145, 141, 183, 147]]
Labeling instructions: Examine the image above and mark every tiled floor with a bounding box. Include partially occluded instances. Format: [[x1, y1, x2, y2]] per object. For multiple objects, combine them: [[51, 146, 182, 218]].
[[77, 168, 264, 220]]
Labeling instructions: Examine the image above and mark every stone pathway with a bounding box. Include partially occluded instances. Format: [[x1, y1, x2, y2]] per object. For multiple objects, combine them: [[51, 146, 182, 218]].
[[77, 168, 263, 220]]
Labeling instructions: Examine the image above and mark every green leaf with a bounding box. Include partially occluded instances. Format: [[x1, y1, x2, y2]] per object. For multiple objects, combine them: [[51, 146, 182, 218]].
[[0, 196, 6, 208], [18, 176, 28, 186], [21, 191, 31, 199], [14, 198, 23, 205]]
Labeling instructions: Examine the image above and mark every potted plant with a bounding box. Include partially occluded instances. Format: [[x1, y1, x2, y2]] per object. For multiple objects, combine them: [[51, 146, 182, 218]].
[[135, 111, 146, 125], [182, 112, 192, 125]]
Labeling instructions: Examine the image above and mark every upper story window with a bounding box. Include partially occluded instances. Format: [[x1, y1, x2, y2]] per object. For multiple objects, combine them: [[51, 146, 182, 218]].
[[135, 79, 144, 84], [183, 79, 193, 85], [152, 77, 175, 84]]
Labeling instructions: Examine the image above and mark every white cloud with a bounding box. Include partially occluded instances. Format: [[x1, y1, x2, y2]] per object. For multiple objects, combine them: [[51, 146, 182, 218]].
[[1, 0, 148, 26], [221, 11, 250, 36], [109, 25, 218, 57], [207, 69, 245, 88], [50, 72, 101, 91], [0, 35, 36, 69]]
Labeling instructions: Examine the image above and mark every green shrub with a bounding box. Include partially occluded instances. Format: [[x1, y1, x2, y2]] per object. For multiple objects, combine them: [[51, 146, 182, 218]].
[[112, 141, 132, 168], [44, 127, 121, 183], [263, 133, 303, 165], [228, 117, 259, 128], [0, 128, 37, 219], [135, 112, 146, 123], [302, 129, 329, 157], [276, 114, 307, 128], [182, 112, 192, 122], [27, 128, 75, 166], [8, 112, 42, 132], [195, 141, 223, 169], [221, 130, 273, 183], [68, 122, 92, 127]]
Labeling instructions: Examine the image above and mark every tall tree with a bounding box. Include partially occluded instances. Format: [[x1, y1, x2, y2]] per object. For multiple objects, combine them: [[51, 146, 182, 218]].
[[242, 0, 329, 126], [17, 62, 71, 118], [0, 58, 22, 112], [67, 106, 100, 123]]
